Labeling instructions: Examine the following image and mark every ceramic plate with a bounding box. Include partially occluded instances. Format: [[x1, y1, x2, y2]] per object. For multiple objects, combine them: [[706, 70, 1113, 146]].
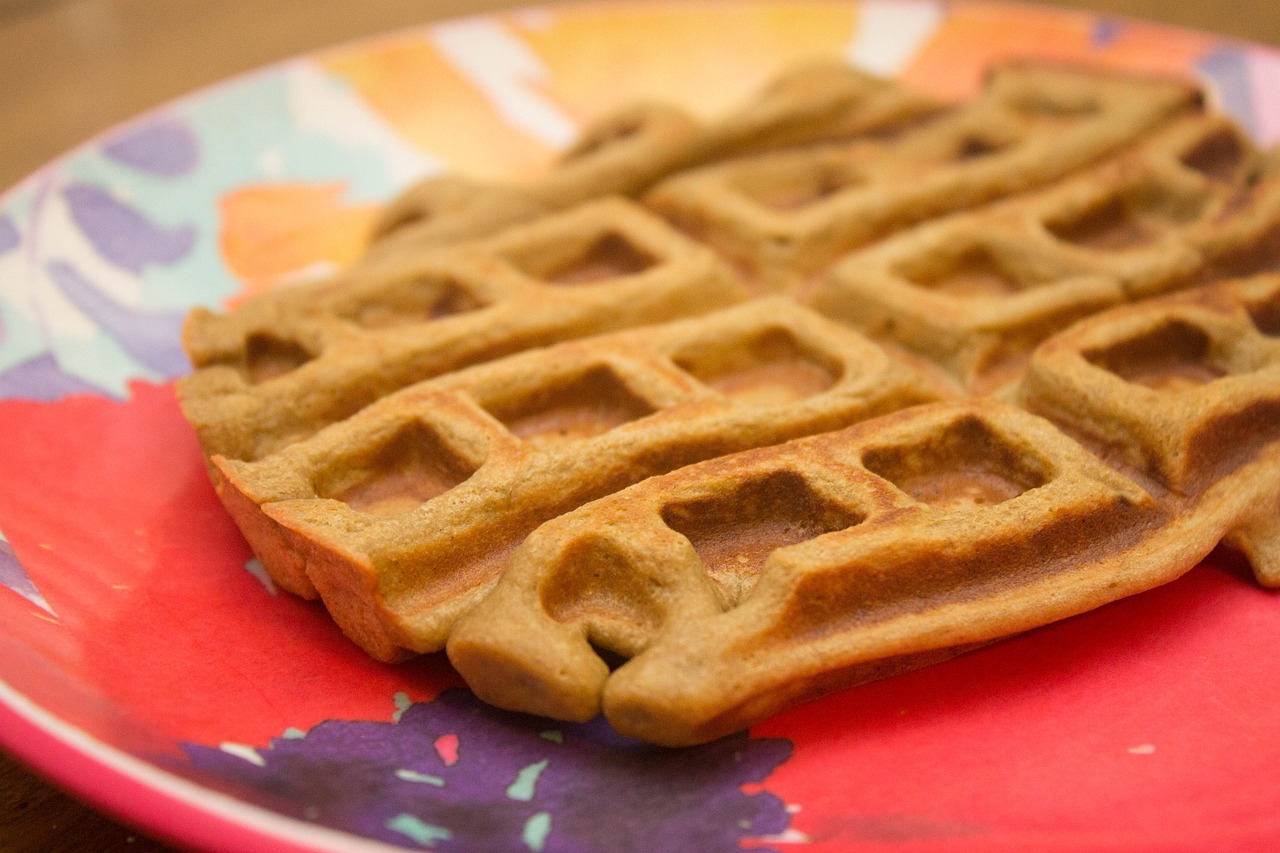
[[2, 2, 1280, 850]]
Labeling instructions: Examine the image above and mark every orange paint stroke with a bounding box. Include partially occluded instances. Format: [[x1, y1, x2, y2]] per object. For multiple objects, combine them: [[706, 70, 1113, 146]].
[[902, 1, 1216, 101], [320, 34, 556, 182], [218, 182, 378, 303]]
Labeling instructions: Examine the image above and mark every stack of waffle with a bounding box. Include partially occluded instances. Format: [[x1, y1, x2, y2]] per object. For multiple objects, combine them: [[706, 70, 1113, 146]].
[[179, 61, 1280, 745]]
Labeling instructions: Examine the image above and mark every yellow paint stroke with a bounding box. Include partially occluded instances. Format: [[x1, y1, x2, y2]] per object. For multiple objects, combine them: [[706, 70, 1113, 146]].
[[511, 2, 859, 124]]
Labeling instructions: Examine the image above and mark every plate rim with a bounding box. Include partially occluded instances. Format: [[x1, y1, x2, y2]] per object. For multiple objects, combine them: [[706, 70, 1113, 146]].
[[3, 0, 1280, 850], [0, 679, 413, 853]]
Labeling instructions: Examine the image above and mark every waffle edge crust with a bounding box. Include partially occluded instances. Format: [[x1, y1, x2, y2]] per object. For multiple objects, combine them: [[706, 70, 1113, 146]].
[[178, 60, 1280, 746]]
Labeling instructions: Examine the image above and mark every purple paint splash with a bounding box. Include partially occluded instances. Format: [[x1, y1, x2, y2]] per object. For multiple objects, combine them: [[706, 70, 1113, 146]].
[[62, 183, 194, 274], [181, 688, 792, 852], [102, 119, 200, 177], [0, 216, 18, 255], [0, 352, 105, 401], [0, 538, 54, 615], [45, 260, 189, 378], [1090, 18, 1125, 48]]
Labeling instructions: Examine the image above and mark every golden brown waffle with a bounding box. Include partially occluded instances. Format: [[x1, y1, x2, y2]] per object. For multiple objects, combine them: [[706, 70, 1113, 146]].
[[179, 197, 749, 465], [368, 61, 941, 257], [646, 63, 1202, 291], [809, 114, 1280, 393], [212, 298, 938, 659], [181, 58, 1280, 746], [1019, 275, 1280, 499], [450, 276, 1280, 746]]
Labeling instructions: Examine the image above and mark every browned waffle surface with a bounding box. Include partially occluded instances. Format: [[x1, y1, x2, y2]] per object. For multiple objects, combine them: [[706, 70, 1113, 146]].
[[450, 278, 1280, 743], [1020, 275, 1280, 499], [213, 298, 938, 659], [646, 62, 1202, 291], [809, 115, 1280, 393], [180, 58, 1280, 746], [178, 197, 748, 465], [447, 401, 1169, 745]]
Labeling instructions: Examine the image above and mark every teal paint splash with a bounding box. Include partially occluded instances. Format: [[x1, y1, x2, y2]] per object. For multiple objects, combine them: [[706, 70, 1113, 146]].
[[386, 814, 452, 847], [522, 812, 552, 852], [506, 759, 549, 802]]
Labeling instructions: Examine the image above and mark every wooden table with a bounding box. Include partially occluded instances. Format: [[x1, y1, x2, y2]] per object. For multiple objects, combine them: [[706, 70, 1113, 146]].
[[2, 0, 1277, 849]]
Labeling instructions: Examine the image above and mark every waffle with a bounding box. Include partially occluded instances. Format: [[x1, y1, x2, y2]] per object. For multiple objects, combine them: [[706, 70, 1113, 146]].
[[645, 62, 1202, 291], [213, 298, 937, 659], [179, 197, 749, 465], [451, 275, 1280, 745], [180, 58, 1280, 746], [809, 114, 1280, 393], [1018, 275, 1280, 499]]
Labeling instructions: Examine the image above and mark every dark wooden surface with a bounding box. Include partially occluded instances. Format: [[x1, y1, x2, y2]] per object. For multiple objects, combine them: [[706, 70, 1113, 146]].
[[0, 750, 174, 851], [2, 0, 1278, 850]]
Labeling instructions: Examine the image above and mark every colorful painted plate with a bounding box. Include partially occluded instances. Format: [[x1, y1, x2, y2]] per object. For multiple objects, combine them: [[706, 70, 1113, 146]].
[[2, 2, 1280, 851]]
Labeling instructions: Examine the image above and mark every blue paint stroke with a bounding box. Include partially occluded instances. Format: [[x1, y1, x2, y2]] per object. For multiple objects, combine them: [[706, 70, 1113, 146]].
[[102, 119, 200, 178], [46, 260, 190, 378], [0, 537, 54, 615], [1198, 47, 1258, 138], [62, 183, 195, 274], [0, 352, 104, 401]]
